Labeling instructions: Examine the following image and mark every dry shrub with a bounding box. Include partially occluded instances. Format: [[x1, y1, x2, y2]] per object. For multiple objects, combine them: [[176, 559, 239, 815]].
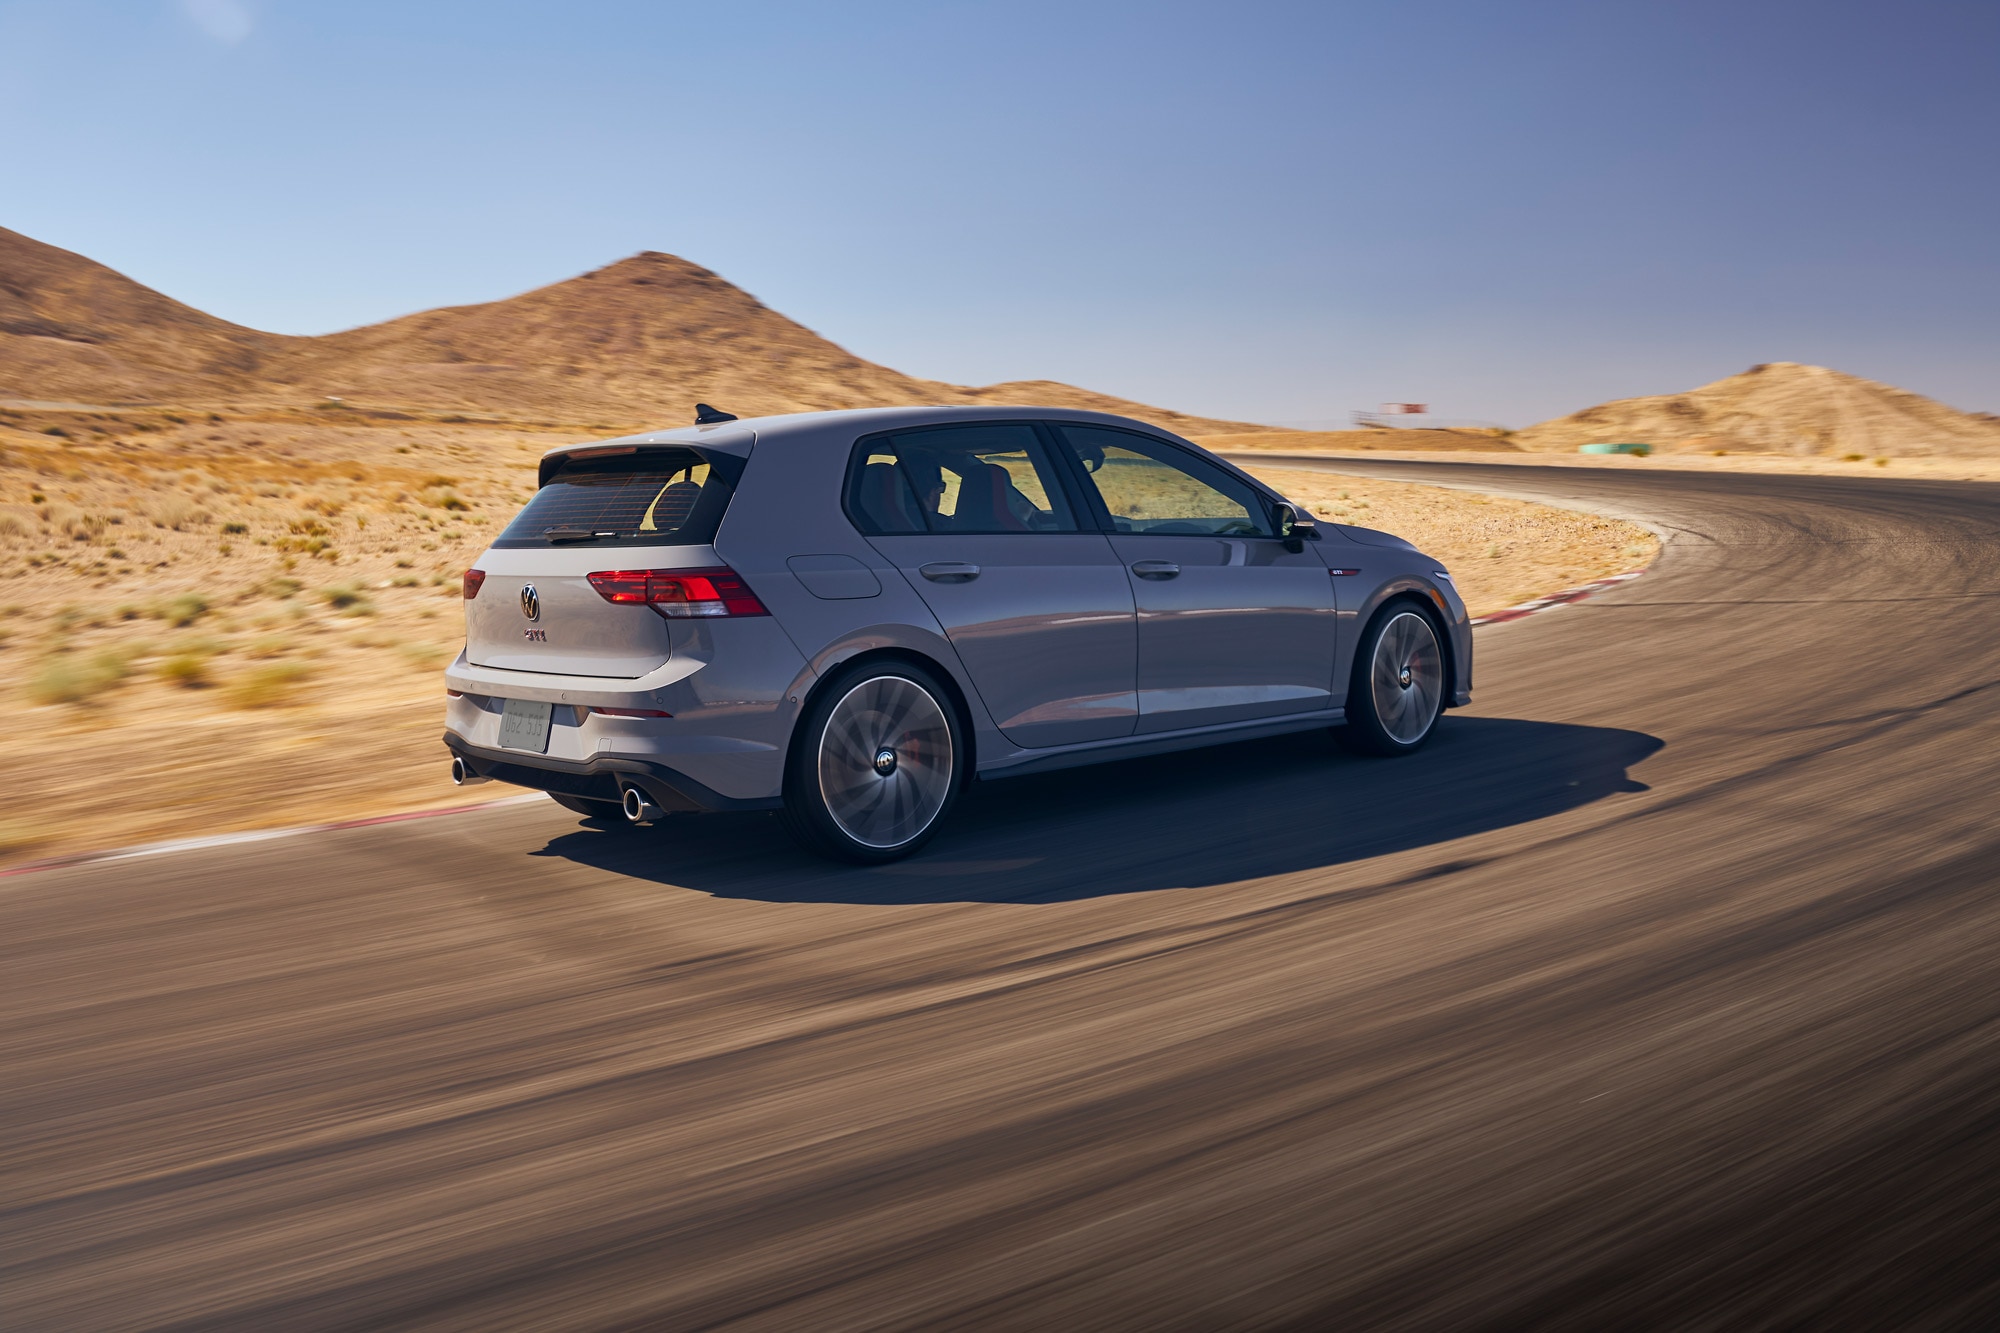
[[0, 508, 29, 538], [158, 593, 209, 627], [395, 640, 447, 669], [148, 495, 201, 530], [60, 510, 109, 539], [224, 661, 310, 709], [423, 487, 470, 512], [158, 653, 211, 688], [30, 650, 130, 705], [319, 582, 374, 614], [276, 516, 333, 556]]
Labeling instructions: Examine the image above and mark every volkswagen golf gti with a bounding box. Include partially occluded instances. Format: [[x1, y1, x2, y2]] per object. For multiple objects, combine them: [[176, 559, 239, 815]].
[[443, 406, 1472, 862]]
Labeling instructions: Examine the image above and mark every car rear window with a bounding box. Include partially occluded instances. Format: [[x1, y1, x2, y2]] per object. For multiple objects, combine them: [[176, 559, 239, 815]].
[[491, 447, 742, 549]]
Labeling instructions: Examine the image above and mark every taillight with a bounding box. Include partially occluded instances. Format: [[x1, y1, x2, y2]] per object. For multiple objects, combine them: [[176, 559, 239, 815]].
[[462, 569, 486, 599], [586, 567, 769, 618]]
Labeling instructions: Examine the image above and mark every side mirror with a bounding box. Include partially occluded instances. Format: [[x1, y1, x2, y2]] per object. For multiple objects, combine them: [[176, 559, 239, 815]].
[[1273, 502, 1317, 546]]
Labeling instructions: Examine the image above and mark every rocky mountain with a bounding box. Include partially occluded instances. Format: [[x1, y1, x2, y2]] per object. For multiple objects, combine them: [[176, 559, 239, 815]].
[[1515, 362, 2000, 457], [0, 227, 1262, 435]]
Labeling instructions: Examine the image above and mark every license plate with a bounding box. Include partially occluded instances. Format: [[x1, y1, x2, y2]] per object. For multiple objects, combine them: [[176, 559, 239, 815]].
[[498, 698, 554, 754]]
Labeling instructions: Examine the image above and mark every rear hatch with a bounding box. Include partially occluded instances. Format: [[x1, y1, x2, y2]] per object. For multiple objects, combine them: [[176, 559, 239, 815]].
[[466, 444, 745, 678]]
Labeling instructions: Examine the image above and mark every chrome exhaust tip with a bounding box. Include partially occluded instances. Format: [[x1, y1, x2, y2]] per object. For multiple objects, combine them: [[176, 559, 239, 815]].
[[621, 783, 664, 825], [450, 756, 489, 786]]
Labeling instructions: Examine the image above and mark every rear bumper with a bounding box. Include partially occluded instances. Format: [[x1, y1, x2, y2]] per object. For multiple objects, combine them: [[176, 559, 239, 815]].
[[441, 733, 784, 813]]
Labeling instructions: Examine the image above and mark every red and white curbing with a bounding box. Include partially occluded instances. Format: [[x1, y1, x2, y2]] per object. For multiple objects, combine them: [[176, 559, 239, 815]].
[[1471, 568, 1646, 626], [0, 792, 548, 880]]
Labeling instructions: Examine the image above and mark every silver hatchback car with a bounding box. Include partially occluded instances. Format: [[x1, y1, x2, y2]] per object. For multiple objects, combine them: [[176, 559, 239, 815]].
[[444, 406, 1471, 862]]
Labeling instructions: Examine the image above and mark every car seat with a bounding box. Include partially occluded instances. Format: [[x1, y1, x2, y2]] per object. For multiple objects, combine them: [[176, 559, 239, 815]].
[[950, 462, 1031, 532], [855, 461, 926, 532]]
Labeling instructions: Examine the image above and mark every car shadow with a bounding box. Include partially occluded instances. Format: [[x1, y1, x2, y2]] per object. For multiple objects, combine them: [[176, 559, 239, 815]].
[[529, 716, 1663, 905]]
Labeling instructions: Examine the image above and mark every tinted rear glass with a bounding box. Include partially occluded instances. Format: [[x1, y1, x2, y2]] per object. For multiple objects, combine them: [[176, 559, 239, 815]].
[[492, 448, 740, 549]]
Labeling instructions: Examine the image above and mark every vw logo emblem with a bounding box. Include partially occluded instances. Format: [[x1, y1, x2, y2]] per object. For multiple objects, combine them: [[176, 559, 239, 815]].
[[519, 584, 540, 621]]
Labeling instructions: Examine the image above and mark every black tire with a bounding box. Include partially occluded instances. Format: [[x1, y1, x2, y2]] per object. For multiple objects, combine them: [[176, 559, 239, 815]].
[[549, 793, 628, 823], [1339, 601, 1448, 756], [779, 659, 964, 864]]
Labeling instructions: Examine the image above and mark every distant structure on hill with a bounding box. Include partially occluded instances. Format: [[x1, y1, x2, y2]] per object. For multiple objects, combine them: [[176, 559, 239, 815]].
[[1352, 402, 1428, 428], [1349, 404, 1505, 432]]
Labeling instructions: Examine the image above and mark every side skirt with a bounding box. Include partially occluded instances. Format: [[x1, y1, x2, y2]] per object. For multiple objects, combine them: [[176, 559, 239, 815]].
[[976, 708, 1346, 782]]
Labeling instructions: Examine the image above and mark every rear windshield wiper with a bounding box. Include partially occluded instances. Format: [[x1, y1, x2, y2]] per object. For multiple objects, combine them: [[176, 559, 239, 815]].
[[542, 527, 618, 544]]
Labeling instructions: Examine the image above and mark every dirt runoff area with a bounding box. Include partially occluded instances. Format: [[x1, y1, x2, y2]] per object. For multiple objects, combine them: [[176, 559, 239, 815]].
[[0, 411, 1655, 869], [1238, 464, 1657, 618]]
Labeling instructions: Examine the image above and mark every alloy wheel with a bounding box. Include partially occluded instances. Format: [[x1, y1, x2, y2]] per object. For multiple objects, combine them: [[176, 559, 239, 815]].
[[816, 675, 955, 849], [1369, 611, 1444, 745]]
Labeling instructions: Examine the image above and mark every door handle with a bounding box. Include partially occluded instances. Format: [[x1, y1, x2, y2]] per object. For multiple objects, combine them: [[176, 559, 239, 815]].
[[919, 562, 981, 582], [1131, 560, 1181, 579]]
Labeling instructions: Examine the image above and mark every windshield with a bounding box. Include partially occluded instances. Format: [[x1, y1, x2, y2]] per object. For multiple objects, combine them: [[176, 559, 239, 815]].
[[492, 448, 740, 549]]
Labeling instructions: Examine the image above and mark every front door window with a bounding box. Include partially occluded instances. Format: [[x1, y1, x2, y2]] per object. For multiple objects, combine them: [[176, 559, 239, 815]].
[[1061, 429, 1272, 537]]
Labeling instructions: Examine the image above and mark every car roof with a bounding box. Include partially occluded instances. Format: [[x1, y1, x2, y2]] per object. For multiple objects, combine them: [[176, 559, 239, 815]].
[[538, 404, 1190, 471]]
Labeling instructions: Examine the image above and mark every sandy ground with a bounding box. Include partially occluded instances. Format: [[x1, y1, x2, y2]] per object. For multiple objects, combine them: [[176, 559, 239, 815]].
[[2, 408, 1652, 869]]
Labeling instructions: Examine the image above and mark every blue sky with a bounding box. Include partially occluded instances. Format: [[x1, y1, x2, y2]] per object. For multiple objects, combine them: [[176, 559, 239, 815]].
[[3, 0, 1995, 426]]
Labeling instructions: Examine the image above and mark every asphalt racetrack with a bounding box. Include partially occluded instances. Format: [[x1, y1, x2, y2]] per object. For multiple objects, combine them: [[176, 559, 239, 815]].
[[7, 462, 2000, 1330]]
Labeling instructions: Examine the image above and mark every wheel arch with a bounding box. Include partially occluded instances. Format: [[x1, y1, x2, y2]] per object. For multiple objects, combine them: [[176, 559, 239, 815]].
[[785, 645, 980, 788], [1348, 591, 1456, 716]]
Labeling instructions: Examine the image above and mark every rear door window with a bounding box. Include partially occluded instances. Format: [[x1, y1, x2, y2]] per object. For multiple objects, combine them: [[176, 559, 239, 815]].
[[493, 448, 739, 548], [846, 424, 1080, 534]]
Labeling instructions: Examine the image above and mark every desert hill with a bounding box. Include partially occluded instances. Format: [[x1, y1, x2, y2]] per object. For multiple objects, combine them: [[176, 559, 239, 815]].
[[0, 225, 295, 403], [0, 227, 1261, 434], [1515, 362, 2000, 458]]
